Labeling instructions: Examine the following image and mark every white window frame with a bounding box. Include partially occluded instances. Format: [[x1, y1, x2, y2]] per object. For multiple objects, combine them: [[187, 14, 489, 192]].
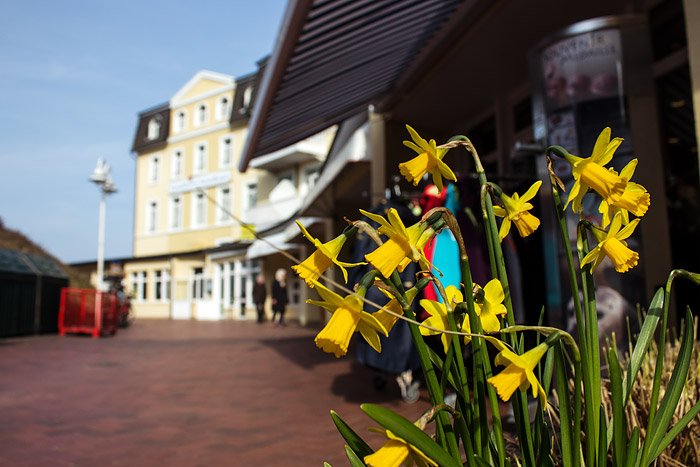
[[171, 148, 184, 179], [217, 185, 233, 224], [219, 134, 233, 168], [243, 181, 257, 212], [194, 102, 209, 127], [242, 86, 253, 110], [169, 195, 183, 230], [216, 95, 231, 121], [276, 169, 297, 188], [148, 154, 160, 184], [146, 199, 159, 233], [193, 141, 208, 174], [191, 191, 207, 228], [147, 116, 161, 140], [174, 110, 187, 133], [133, 271, 147, 302]]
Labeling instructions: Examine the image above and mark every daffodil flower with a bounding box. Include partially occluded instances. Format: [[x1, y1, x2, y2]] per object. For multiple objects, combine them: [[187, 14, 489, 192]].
[[581, 212, 640, 273], [487, 341, 549, 406], [474, 279, 507, 334], [364, 427, 437, 467], [308, 280, 387, 358], [291, 221, 365, 287], [372, 286, 420, 334], [598, 159, 650, 227], [492, 181, 542, 242], [419, 285, 469, 353], [362, 208, 435, 278], [564, 127, 627, 213], [399, 125, 456, 193]]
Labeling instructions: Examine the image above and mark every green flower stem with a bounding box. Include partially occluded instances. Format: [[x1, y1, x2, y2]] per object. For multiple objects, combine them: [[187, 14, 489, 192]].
[[546, 157, 596, 467], [576, 222, 602, 465], [441, 208, 506, 467], [452, 136, 533, 467], [460, 261, 506, 467], [388, 271, 462, 462], [639, 269, 680, 467]]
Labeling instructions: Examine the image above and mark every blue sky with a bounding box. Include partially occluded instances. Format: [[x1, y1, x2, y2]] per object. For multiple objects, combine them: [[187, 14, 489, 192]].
[[0, 0, 287, 263]]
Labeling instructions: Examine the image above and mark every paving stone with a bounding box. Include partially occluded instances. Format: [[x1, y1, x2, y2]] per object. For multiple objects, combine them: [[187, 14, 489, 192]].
[[0, 319, 429, 466]]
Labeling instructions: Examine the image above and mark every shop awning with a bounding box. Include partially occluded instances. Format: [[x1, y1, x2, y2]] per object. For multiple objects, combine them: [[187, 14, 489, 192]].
[[240, 0, 472, 171]]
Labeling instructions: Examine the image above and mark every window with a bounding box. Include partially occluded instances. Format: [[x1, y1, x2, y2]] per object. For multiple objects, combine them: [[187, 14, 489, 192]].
[[194, 143, 207, 173], [163, 270, 170, 300], [245, 182, 257, 210], [192, 192, 206, 227], [149, 155, 160, 183], [171, 149, 183, 179], [195, 102, 209, 127], [219, 136, 233, 167], [174, 111, 187, 133], [217, 95, 231, 120], [154, 270, 163, 300], [218, 186, 231, 223], [301, 166, 320, 196], [169, 196, 182, 229], [146, 201, 158, 233], [132, 271, 147, 301], [147, 116, 161, 140], [242, 86, 253, 110]]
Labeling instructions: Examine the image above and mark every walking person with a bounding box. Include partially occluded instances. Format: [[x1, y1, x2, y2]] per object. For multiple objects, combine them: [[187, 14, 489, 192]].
[[253, 275, 267, 323], [271, 269, 288, 327]]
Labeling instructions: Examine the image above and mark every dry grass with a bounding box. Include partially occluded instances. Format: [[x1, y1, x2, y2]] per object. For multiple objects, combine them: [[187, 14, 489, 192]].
[[0, 217, 92, 288], [601, 319, 700, 467]]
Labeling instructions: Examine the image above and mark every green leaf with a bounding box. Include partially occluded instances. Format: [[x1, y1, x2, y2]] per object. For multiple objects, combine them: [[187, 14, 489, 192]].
[[330, 411, 373, 459], [361, 403, 462, 467], [649, 398, 700, 461], [646, 308, 694, 462], [473, 455, 492, 467], [555, 344, 574, 467], [598, 405, 608, 467], [624, 288, 664, 400], [344, 445, 366, 467], [608, 288, 665, 448], [608, 346, 626, 467], [324, 463, 333, 467], [624, 427, 639, 467]]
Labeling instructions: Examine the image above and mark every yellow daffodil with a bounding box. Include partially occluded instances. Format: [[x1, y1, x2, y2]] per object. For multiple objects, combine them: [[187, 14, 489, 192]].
[[564, 127, 627, 213], [581, 212, 640, 273], [291, 221, 365, 287], [474, 279, 507, 334], [372, 287, 420, 334], [308, 280, 387, 358], [362, 208, 434, 278], [399, 125, 456, 193], [364, 427, 437, 467], [492, 181, 542, 242], [598, 159, 650, 227], [419, 285, 469, 353], [487, 342, 549, 406]]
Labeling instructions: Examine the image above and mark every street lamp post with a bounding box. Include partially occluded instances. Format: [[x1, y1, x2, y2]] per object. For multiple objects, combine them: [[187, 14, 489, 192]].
[[90, 158, 117, 291]]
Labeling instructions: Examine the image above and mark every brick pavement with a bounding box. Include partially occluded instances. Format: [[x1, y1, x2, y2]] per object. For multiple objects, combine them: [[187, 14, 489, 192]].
[[0, 319, 430, 466]]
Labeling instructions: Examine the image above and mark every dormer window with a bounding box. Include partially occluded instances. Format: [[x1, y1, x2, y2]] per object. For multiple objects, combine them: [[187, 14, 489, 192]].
[[147, 116, 162, 140], [174, 111, 187, 133], [195, 103, 209, 127], [216, 96, 231, 120], [240, 86, 253, 115]]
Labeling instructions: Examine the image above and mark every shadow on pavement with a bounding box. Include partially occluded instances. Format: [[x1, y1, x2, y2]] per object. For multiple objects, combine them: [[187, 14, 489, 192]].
[[259, 335, 334, 369]]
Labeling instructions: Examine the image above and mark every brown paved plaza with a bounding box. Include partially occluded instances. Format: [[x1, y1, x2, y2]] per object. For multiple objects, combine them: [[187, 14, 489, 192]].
[[0, 319, 429, 466]]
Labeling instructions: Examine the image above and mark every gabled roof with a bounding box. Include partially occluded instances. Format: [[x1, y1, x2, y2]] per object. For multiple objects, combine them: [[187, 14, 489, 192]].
[[131, 103, 170, 153], [239, 0, 471, 170], [170, 70, 235, 106]]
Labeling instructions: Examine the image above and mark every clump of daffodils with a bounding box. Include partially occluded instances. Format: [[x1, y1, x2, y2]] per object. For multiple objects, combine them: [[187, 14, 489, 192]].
[[292, 126, 694, 467]]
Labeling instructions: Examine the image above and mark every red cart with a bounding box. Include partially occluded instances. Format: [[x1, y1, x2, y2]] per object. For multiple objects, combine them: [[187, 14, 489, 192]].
[[58, 288, 118, 338]]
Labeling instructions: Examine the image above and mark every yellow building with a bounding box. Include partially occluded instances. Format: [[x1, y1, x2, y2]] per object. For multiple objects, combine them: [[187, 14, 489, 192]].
[[125, 67, 336, 323]]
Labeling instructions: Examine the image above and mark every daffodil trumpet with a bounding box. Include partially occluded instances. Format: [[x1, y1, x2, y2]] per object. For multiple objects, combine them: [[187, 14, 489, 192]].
[[292, 221, 365, 287]]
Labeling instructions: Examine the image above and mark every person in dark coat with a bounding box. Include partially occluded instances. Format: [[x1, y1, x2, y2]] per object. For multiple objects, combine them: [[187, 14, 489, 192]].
[[252, 275, 267, 323], [271, 269, 288, 326]]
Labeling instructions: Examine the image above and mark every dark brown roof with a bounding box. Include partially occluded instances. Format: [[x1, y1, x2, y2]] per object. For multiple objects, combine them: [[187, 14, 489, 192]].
[[131, 103, 170, 153], [240, 0, 465, 170]]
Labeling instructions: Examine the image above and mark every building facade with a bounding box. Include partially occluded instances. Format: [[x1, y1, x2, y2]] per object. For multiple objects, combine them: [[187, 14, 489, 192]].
[[124, 67, 336, 323]]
